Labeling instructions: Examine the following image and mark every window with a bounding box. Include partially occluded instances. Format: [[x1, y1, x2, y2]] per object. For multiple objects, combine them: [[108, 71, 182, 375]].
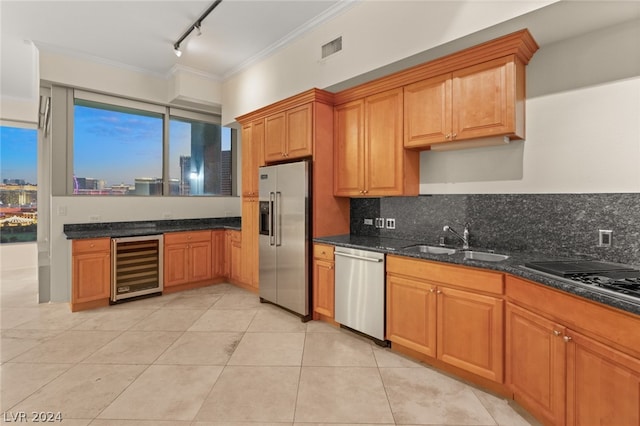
[[71, 90, 232, 196], [74, 99, 163, 195], [169, 115, 232, 196], [0, 125, 38, 243]]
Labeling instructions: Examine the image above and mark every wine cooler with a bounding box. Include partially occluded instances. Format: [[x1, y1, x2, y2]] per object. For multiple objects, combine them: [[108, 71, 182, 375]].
[[111, 235, 163, 302]]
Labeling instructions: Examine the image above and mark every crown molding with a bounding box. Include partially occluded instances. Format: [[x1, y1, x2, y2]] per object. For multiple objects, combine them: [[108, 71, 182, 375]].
[[222, 0, 359, 80]]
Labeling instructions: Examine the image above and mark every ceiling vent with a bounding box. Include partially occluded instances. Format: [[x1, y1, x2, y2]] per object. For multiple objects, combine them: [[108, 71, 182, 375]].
[[321, 36, 342, 59]]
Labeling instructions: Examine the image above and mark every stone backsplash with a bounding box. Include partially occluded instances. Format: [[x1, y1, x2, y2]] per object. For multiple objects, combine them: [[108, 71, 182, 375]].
[[350, 193, 640, 265]]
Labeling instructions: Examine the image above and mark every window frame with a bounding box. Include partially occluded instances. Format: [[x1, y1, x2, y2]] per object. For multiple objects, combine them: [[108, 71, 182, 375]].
[[68, 89, 230, 197]]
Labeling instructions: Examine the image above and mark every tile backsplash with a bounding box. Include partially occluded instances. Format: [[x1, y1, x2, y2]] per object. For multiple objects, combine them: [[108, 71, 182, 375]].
[[350, 193, 640, 265]]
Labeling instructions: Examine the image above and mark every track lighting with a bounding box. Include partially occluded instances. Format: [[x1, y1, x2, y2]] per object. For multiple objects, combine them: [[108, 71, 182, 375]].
[[172, 0, 222, 57]]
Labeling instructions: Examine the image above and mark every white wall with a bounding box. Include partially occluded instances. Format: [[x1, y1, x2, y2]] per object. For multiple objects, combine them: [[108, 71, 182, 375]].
[[39, 50, 222, 109], [420, 19, 640, 194], [221, 0, 553, 124]]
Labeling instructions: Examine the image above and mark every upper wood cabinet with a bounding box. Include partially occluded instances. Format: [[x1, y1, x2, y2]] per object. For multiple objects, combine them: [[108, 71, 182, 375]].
[[264, 103, 313, 162], [237, 88, 350, 239], [334, 88, 419, 197], [241, 120, 264, 197], [404, 56, 525, 148]]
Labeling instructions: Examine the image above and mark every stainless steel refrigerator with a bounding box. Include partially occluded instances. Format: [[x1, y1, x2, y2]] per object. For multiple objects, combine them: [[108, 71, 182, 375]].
[[258, 160, 310, 319]]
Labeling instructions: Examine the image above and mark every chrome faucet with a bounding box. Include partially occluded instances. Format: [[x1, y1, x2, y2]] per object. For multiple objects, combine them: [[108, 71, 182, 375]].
[[443, 223, 470, 250]]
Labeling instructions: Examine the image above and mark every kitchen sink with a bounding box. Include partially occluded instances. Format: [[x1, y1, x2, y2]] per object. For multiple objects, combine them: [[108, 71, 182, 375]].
[[463, 251, 509, 262], [403, 245, 457, 255]]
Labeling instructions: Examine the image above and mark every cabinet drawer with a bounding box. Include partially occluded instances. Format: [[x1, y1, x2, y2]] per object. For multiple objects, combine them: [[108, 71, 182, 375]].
[[313, 243, 334, 261], [164, 230, 211, 245], [72, 238, 110, 254], [387, 255, 504, 295]]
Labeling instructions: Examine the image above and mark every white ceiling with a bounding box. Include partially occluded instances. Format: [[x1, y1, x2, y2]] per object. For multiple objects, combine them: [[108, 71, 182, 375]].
[[2, 0, 640, 104], [0, 0, 352, 98]]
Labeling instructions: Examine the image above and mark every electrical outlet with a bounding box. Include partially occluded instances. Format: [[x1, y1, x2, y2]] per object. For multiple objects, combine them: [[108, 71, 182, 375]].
[[163, 212, 173, 219], [363, 218, 373, 225], [598, 229, 613, 247], [57, 206, 67, 216], [89, 215, 101, 222], [375, 218, 385, 228], [385, 218, 396, 229]]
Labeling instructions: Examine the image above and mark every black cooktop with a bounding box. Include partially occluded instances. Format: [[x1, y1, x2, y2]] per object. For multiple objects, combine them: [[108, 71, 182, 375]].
[[525, 260, 640, 302], [524, 260, 637, 276]]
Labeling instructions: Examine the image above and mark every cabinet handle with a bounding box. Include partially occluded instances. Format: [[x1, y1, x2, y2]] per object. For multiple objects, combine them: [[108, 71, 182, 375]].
[[90, 243, 95, 248], [452, 133, 457, 139], [445, 133, 451, 139], [429, 288, 435, 293], [553, 330, 562, 336], [321, 251, 326, 255], [363, 190, 368, 194], [436, 290, 442, 294], [563, 336, 573, 343]]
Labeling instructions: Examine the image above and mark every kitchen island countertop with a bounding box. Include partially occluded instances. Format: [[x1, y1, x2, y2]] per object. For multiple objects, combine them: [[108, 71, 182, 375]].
[[64, 217, 241, 239], [314, 234, 640, 316]]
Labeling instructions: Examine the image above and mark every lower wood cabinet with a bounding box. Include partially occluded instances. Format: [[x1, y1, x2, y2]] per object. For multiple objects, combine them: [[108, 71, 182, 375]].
[[71, 237, 111, 311], [164, 230, 212, 288], [386, 255, 504, 382], [229, 230, 243, 284], [506, 302, 566, 425], [506, 274, 640, 426], [211, 230, 227, 278], [312, 243, 335, 320]]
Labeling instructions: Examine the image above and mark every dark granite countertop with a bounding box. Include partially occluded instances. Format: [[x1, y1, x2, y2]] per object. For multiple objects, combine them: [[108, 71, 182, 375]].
[[314, 234, 640, 316], [64, 217, 242, 239]]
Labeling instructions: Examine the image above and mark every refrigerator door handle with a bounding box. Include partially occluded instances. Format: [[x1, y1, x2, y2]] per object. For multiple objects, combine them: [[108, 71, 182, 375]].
[[275, 191, 282, 246], [269, 192, 276, 246]]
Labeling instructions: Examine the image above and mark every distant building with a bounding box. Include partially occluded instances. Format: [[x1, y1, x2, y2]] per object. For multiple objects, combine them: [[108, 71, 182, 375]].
[[134, 178, 163, 196], [179, 155, 191, 195]]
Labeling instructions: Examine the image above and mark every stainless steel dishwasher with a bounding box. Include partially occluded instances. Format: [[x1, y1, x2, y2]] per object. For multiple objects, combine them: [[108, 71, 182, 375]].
[[334, 247, 386, 342]]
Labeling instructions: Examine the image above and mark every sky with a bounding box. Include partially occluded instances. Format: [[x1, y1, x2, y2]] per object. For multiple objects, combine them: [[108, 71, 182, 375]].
[[0, 126, 38, 184]]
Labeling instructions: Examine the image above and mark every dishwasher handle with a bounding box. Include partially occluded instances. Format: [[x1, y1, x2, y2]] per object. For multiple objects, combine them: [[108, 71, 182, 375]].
[[334, 251, 383, 263]]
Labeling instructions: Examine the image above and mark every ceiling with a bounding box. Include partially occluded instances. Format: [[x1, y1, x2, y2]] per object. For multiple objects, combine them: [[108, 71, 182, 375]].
[[2, 0, 639, 104], [0, 0, 352, 98]]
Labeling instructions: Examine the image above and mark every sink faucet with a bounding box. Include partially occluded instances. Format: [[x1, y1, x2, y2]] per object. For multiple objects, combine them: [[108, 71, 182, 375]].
[[443, 223, 470, 250]]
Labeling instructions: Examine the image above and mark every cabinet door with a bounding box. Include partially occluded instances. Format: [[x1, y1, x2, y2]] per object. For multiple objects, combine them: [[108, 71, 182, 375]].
[[241, 120, 265, 197], [313, 258, 335, 318], [211, 230, 226, 278], [437, 286, 504, 382], [404, 74, 452, 147], [264, 112, 286, 162], [566, 330, 640, 426], [228, 230, 243, 283], [506, 303, 566, 426], [241, 198, 258, 290], [452, 57, 515, 141], [241, 124, 254, 197], [72, 251, 110, 303], [334, 100, 365, 196], [386, 273, 437, 357], [189, 240, 212, 283], [365, 88, 404, 196], [286, 103, 313, 159], [164, 243, 189, 287]]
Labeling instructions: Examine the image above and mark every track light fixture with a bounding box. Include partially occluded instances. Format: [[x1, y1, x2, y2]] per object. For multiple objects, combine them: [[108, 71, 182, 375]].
[[172, 0, 222, 57]]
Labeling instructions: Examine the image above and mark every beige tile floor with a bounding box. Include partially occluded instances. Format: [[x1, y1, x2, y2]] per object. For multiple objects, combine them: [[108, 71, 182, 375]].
[[1, 264, 538, 425]]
